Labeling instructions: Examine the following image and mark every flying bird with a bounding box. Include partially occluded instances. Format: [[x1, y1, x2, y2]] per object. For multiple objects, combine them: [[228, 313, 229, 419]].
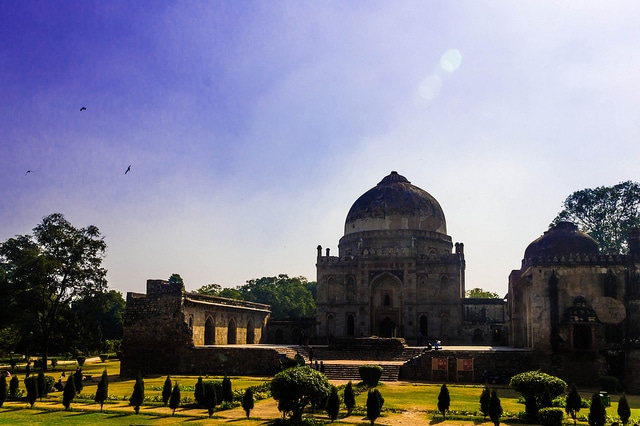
[[25, 170, 33, 175], [80, 107, 86, 111], [125, 165, 131, 174]]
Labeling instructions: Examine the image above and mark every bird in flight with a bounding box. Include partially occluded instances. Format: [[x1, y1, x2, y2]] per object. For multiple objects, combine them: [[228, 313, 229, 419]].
[[80, 107, 86, 111], [125, 165, 131, 174], [25, 170, 33, 175]]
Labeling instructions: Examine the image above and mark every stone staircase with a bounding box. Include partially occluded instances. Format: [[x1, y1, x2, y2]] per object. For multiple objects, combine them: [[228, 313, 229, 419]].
[[320, 362, 402, 382]]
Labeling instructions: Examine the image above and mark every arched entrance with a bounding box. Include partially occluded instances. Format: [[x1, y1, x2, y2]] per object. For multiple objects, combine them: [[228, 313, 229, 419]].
[[227, 319, 237, 344], [246, 319, 255, 344], [347, 314, 355, 336], [204, 316, 215, 345], [379, 317, 396, 338]]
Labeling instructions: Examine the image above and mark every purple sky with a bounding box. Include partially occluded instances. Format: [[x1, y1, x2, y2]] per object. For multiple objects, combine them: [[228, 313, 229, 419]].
[[2, 1, 640, 296]]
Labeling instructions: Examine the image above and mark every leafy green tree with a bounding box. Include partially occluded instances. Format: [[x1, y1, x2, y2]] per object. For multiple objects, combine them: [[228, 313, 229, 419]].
[[326, 385, 340, 422], [0, 375, 6, 407], [0, 214, 108, 369], [194, 376, 204, 406], [618, 393, 631, 425], [69, 290, 125, 353], [510, 370, 567, 419], [366, 388, 382, 425], [489, 389, 503, 426], [169, 383, 180, 416], [162, 375, 172, 406], [129, 371, 144, 414], [242, 387, 254, 419], [466, 288, 501, 299], [480, 385, 491, 419], [25, 376, 38, 408], [437, 383, 450, 419], [203, 382, 217, 417], [271, 365, 331, 422], [554, 181, 640, 253], [168, 274, 185, 288], [222, 375, 233, 403], [62, 374, 75, 410], [344, 380, 356, 415], [95, 369, 108, 412], [588, 392, 606, 426], [565, 383, 582, 425], [239, 275, 316, 318]]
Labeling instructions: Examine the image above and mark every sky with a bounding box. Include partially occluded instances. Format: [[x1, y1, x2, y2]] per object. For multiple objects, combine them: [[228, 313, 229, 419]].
[[2, 1, 640, 297]]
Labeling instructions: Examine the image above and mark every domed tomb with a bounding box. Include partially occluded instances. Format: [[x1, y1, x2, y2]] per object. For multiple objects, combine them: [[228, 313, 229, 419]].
[[524, 221, 599, 260], [344, 171, 447, 235]]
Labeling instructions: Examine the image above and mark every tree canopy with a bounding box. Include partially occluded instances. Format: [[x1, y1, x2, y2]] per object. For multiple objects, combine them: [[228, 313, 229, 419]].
[[0, 213, 108, 368], [465, 288, 501, 299], [553, 181, 640, 254], [271, 365, 331, 422], [193, 274, 316, 318]]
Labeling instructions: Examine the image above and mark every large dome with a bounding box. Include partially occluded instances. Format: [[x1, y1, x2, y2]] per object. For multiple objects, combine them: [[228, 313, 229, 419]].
[[524, 221, 599, 260], [344, 171, 447, 236]]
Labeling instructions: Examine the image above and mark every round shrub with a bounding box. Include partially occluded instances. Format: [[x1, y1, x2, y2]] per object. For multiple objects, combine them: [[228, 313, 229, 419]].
[[539, 407, 564, 426], [358, 364, 383, 387]]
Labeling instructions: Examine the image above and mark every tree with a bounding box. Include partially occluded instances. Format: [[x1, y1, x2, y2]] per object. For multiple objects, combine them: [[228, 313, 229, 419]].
[[588, 393, 606, 426], [69, 290, 125, 354], [344, 380, 356, 416], [366, 388, 382, 425], [169, 383, 181, 416], [129, 371, 144, 414], [510, 370, 567, 419], [326, 385, 340, 422], [480, 385, 491, 419], [95, 369, 108, 412], [437, 383, 450, 419], [9, 376, 19, 399], [618, 393, 631, 425], [466, 288, 501, 299], [0, 214, 108, 370], [554, 181, 640, 253], [203, 381, 217, 417], [194, 376, 204, 406], [62, 374, 75, 410], [25, 375, 38, 408], [239, 275, 316, 318], [565, 383, 582, 425], [489, 389, 503, 426], [0, 375, 6, 408], [271, 365, 332, 422], [36, 371, 46, 399], [539, 386, 553, 409], [162, 375, 172, 406], [222, 375, 233, 403], [242, 387, 254, 419], [168, 273, 185, 288]]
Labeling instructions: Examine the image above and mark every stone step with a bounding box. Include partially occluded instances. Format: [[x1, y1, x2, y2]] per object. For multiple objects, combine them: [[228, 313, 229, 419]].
[[318, 363, 401, 382]]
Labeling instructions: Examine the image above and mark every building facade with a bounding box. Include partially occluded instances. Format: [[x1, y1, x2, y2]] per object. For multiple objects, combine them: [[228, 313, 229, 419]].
[[316, 171, 470, 344]]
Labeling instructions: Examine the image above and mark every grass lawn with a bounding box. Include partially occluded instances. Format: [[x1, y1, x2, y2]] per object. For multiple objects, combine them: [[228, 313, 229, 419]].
[[3, 358, 640, 424]]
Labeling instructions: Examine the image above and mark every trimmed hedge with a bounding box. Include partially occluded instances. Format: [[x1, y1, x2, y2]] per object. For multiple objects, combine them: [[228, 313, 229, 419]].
[[358, 364, 383, 387], [539, 407, 564, 426]]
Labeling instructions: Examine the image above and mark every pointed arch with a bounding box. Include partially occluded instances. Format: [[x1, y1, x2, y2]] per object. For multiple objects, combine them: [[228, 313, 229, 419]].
[[204, 316, 215, 345], [227, 319, 237, 344], [246, 318, 255, 344]]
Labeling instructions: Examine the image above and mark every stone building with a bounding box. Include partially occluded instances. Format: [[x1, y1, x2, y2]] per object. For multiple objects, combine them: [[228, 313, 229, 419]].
[[120, 279, 272, 377], [316, 171, 478, 344], [508, 222, 640, 390]]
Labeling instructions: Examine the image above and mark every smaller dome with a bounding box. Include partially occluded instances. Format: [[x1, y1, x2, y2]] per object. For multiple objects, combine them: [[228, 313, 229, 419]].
[[524, 221, 599, 259]]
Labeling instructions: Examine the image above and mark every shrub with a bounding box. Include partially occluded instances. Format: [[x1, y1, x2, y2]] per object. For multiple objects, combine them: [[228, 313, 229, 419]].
[[74, 368, 83, 395], [162, 376, 172, 406], [437, 383, 450, 420], [242, 388, 254, 419], [9, 375, 19, 399], [194, 376, 204, 406], [129, 371, 144, 414], [480, 385, 491, 419], [95, 369, 109, 412], [203, 382, 217, 417], [271, 365, 331, 423], [489, 389, 503, 426], [222, 376, 233, 403], [50, 358, 58, 368], [169, 383, 180, 416], [0, 375, 6, 408], [366, 388, 382, 425], [510, 370, 567, 418], [539, 407, 564, 426], [325, 385, 340, 422], [588, 392, 607, 426], [618, 393, 631, 425], [62, 375, 75, 410], [358, 364, 383, 387], [344, 381, 356, 415], [76, 356, 86, 366], [565, 383, 582, 425], [599, 376, 621, 394], [24, 376, 38, 408]]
